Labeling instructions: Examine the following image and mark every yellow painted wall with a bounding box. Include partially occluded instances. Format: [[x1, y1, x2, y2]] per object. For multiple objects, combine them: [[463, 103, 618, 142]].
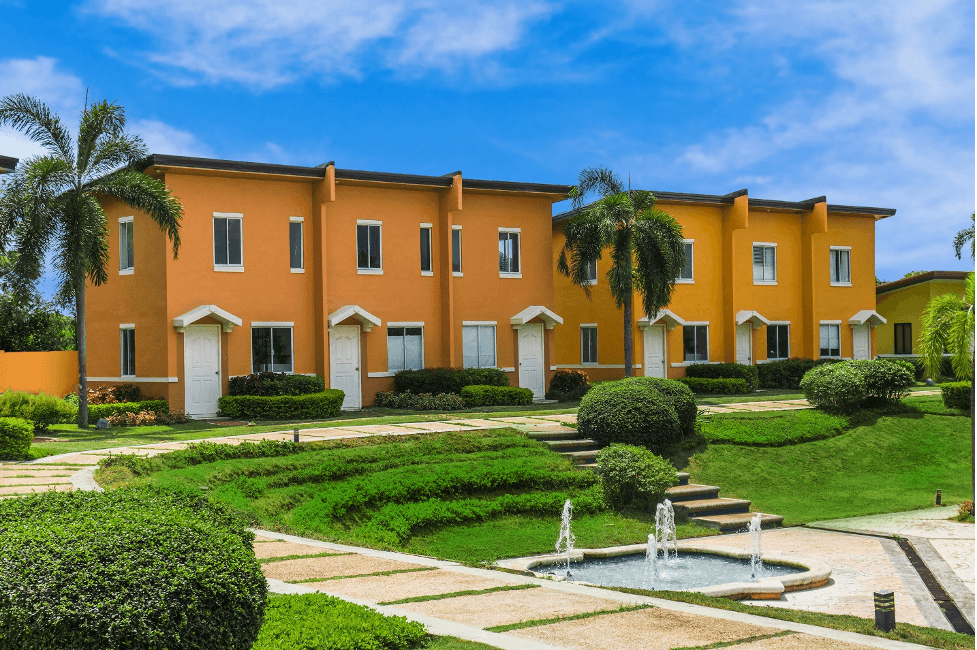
[[876, 279, 967, 355]]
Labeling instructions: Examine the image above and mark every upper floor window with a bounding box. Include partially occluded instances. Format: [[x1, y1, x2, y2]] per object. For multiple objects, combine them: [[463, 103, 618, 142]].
[[819, 323, 840, 358], [214, 213, 243, 270], [683, 324, 708, 362], [420, 224, 433, 274], [452, 226, 463, 275], [767, 324, 789, 360], [120, 326, 135, 377], [678, 240, 693, 282], [388, 326, 424, 372], [357, 221, 382, 272], [119, 217, 134, 274], [499, 229, 521, 275], [289, 217, 304, 271], [462, 324, 495, 368], [581, 326, 598, 364], [752, 243, 776, 283], [894, 323, 913, 355], [585, 258, 598, 285], [830, 247, 851, 285], [252, 325, 293, 373]]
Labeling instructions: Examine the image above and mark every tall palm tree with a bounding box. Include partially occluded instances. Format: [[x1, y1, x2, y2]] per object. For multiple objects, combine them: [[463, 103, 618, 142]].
[[557, 167, 685, 377], [0, 94, 183, 427]]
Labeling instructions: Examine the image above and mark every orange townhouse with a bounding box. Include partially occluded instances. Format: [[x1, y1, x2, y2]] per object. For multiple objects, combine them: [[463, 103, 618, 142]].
[[552, 190, 896, 380], [87, 155, 572, 417]]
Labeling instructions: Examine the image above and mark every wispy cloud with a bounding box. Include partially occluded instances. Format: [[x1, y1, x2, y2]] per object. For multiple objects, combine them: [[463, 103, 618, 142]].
[[129, 119, 211, 157], [0, 57, 85, 159]]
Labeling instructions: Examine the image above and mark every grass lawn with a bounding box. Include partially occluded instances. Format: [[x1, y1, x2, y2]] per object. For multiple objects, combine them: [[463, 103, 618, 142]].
[[694, 388, 805, 405]]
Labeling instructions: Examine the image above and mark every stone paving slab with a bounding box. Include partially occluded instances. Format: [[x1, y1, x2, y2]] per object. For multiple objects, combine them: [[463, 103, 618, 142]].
[[492, 417, 562, 425], [253, 535, 280, 542], [928, 538, 975, 595], [262, 554, 429, 583], [734, 633, 882, 649], [337, 424, 430, 434], [394, 587, 624, 629], [293, 427, 372, 439], [0, 484, 74, 495], [308, 568, 525, 603], [506, 606, 782, 650], [397, 421, 470, 431], [530, 414, 578, 423], [136, 442, 193, 450], [234, 431, 303, 442], [253, 541, 340, 560], [449, 419, 511, 428], [84, 447, 160, 456], [0, 469, 73, 476], [0, 476, 73, 485]]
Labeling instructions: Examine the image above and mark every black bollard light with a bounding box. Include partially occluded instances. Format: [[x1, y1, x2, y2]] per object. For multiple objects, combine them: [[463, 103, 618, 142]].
[[874, 591, 895, 632], [293, 428, 299, 443], [936, 489, 942, 505]]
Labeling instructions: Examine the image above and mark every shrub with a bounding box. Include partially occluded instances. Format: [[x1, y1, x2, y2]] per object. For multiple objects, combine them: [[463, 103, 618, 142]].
[[464, 367, 510, 387], [878, 357, 922, 382], [373, 391, 465, 410], [800, 363, 867, 414], [218, 390, 345, 420], [106, 409, 191, 427], [677, 377, 750, 395], [685, 363, 757, 390], [228, 372, 325, 397], [0, 487, 266, 650], [0, 390, 76, 432], [852, 359, 914, 406], [87, 399, 170, 421], [461, 385, 534, 407], [0, 417, 32, 459], [958, 500, 974, 521], [549, 369, 589, 394], [700, 410, 848, 446], [252, 593, 427, 650], [628, 377, 697, 438], [546, 383, 591, 402], [941, 382, 973, 411], [577, 379, 682, 453], [393, 367, 509, 395], [595, 444, 679, 509], [757, 357, 815, 389]]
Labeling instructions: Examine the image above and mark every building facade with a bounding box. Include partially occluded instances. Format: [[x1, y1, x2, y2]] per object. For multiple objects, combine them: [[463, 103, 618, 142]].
[[552, 191, 895, 380], [875, 271, 970, 358], [87, 155, 571, 416]]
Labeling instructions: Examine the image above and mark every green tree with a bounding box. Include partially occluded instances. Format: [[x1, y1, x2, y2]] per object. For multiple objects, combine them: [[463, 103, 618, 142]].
[[557, 167, 685, 377], [953, 212, 975, 260], [0, 94, 183, 426]]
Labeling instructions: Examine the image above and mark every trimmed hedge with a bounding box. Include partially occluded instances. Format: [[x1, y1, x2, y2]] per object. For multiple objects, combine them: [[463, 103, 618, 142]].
[[577, 379, 682, 453], [700, 410, 848, 446], [0, 390, 76, 432], [87, 399, 169, 421], [549, 369, 589, 394], [879, 357, 925, 382], [853, 359, 914, 405], [393, 367, 508, 395], [218, 390, 345, 419], [460, 385, 534, 407], [942, 382, 973, 411], [800, 363, 867, 414], [229, 372, 325, 397], [371, 392, 465, 411], [685, 363, 757, 390], [757, 358, 816, 389], [595, 443, 678, 509], [629, 377, 697, 438], [677, 377, 750, 395], [0, 417, 32, 460], [0, 487, 266, 650]]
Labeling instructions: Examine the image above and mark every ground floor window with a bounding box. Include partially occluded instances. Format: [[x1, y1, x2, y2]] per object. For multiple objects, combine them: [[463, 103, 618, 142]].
[[581, 326, 597, 364], [252, 327, 293, 373], [462, 325, 495, 368], [894, 323, 912, 355], [683, 325, 708, 362], [819, 323, 840, 358], [388, 327, 423, 372], [120, 328, 135, 377], [767, 324, 789, 360]]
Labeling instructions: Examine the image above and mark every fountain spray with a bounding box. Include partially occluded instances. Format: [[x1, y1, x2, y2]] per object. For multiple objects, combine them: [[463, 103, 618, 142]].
[[555, 499, 576, 578], [748, 513, 763, 578], [654, 499, 678, 561]]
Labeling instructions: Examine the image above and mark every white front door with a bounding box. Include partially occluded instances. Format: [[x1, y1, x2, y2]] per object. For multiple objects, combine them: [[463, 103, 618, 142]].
[[643, 325, 666, 378], [518, 324, 545, 400], [852, 324, 870, 360], [736, 324, 752, 365], [185, 325, 221, 418], [329, 326, 361, 409]]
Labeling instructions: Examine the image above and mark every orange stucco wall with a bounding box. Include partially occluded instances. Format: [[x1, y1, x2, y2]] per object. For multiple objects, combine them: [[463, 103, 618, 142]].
[[0, 350, 78, 397]]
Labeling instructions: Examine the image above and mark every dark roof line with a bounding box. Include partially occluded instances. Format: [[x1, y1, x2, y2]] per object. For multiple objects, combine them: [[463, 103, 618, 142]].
[[876, 270, 971, 294], [0, 155, 18, 173]]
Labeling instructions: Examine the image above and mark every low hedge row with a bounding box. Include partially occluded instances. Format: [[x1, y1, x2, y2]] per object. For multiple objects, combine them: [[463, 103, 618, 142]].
[[700, 410, 848, 447], [686, 363, 757, 390], [800, 359, 914, 414], [677, 377, 750, 395], [218, 390, 345, 419], [757, 358, 816, 389], [0, 417, 32, 460], [372, 392, 465, 410], [393, 367, 508, 395], [941, 382, 973, 412], [228, 372, 325, 397], [460, 385, 534, 407], [87, 399, 169, 421], [0, 390, 76, 432]]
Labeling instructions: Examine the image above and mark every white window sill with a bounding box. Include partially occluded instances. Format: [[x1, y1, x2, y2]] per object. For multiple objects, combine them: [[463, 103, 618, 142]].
[[368, 371, 397, 378], [500, 272, 522, 279], [453, 272, 463, 277], [421, 271, 434, 277], [753, 281, 777, 286], [830, 282, 852, 287], [499, 366, 515, 372], [357, 268, 383, 275], [555, 364, 642, 369], [290, 268, 305, 274], [758, 358, 790, 364], [580, 361, 598, 365], [119, 268, 134, 276], [675, 278, 694, 284], [88, 376, 179, 383], [215, 266, 244, 272], [671, 360, 714, 367]]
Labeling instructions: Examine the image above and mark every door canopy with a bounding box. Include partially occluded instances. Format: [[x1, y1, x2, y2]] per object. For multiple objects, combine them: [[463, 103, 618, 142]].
[[638, 309, 685, 330], [849, 310, 886, 327], [735, 310, 770, 330], [328, 305, 381, 332], [510, 306, 563, 330], [173, 304, 242, 333]]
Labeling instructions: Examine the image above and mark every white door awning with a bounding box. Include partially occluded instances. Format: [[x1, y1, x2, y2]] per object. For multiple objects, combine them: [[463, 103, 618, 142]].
[[173, 304, 243, 333], [849, 310, 887, 327], [735, 310, 770, 330], [328, 305, 381, 332], [638, 309, 685, 330], [510, 305, 563, 329]]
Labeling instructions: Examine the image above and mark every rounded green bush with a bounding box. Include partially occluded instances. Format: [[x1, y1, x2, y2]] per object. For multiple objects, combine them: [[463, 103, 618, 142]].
[[0, 417, 32, 460], [595, 443, 678, 508], [853, 359, 914, 405], [800, 363, 867, 414], [577, 379, 681, 452], [941, 381, 973, 411], [628, 377, 697, 438], [0, 488, 267, 650]]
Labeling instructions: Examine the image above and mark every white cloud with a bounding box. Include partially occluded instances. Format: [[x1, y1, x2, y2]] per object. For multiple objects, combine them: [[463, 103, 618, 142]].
[[129, 119, 211, 157], [0, 57, 85, 160]]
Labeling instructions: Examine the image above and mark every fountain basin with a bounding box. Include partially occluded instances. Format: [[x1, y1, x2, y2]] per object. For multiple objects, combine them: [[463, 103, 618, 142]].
[[496, 542, 831, 600]]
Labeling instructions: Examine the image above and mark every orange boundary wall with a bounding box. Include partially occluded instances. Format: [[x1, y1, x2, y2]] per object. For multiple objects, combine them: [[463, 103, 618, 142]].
[[0, 351, 78, 397]]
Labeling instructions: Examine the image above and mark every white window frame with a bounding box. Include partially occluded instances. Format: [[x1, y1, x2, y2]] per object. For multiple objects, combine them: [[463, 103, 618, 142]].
[[498, 227, 522, 278], [580, 324, 598, 364], [250, 323, 295, 373], [766, 322, 791, 360], [461, 323, 496, 368], [829, 246, 852, 286], [752, 242, 777, 285], [819, 321, 842, 359], [356, 219, 383, 274], [289, 216, 305, 273], [682, 322, 709, 363], [420, 223, 433, 276], [452, 225, 463, 277], [119, 216, 134, 275], [387, 323, 425, 372], [584, 258, 599, 286], [120, 325, 135, 377], [213, 212, 244, 272], [677, 239, 694, 283]]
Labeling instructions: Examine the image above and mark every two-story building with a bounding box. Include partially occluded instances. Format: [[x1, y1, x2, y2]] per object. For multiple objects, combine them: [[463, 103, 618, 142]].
[[875, 271, 971, 358], [552, 191, 895, 380], [87, 155, 571, 416]]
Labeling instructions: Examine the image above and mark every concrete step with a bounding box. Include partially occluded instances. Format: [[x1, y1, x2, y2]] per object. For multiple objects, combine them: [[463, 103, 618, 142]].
[[561, 449, 599, 464], [677, 472, 690, 486], [526, 429, 584, 441], [690, 512, 784, 532], [665, 483, 720, 502], [674, 497, 752, 517], [544, 439, 598, 451]]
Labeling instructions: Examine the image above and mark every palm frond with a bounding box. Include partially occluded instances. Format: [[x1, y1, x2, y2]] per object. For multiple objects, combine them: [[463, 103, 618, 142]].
[[0, 94, 75, 165], [572, 166, 624, 209], [918, 277, 974, 380], [90, 169, 183, 257], [85, 134, 147, 180], [953, 212, 975, 260], [631, 208, 686, 317], [76, 100, 128, 176]]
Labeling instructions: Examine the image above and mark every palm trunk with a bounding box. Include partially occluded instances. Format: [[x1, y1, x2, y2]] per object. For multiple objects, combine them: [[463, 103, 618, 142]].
[[76, 280, 88, 428], [623, 293, 633, 378]]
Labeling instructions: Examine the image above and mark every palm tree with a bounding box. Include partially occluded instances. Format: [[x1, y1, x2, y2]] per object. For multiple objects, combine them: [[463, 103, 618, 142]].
[[0, 94, 183, 427], [557, 167, 685, 377], [953, 213, 975, 260]]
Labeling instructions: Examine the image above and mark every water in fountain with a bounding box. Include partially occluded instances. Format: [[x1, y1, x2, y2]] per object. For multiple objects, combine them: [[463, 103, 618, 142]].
[[748, 513, 763, 578], [555, 499, 575, 577], [654, 499, 678, 561]]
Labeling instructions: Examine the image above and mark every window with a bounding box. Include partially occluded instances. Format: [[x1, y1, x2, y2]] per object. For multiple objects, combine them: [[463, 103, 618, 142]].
[[462, 324, 495, 368], [678, 240, 693, 281], [289, 218, 303, 271], [683, 325, 708, 362], [420, 225, 432, 274], [581, 326, 598, 364], [252, 326, 293, 373], [452, 226, 462, 275], [356, 222, 382, 271], [819, 323, 840, 358], [214, 213, 243, 269], [752, 244, 776, 283], [120, 327, 135, 377], [388, 326, 423, 372], [499, 230, 520, 275], [894, 323, 913, 355], [830, 248, 851, 284], [767, 324, 789, 360], [119, 217, 134, 273], [585, 258, 598, 285]]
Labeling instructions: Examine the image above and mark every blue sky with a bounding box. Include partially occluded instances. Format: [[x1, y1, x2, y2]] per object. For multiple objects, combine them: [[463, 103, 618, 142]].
[[0, 0, 973, 297]]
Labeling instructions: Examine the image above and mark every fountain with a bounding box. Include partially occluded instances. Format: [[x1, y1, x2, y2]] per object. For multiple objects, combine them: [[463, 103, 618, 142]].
[[748, 512, 763, 578], [555, 499, 575, 577], [652, 499, 678, 561]]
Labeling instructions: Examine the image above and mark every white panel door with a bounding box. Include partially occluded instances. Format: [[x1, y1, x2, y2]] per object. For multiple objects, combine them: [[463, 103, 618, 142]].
[[852, 324, 870, 360], [518, 324, 545, 400], [735, 324, 752, 365], [185, 325, 221, 418], [329, 326, 361, 409], [643, 325, 666, 378]]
